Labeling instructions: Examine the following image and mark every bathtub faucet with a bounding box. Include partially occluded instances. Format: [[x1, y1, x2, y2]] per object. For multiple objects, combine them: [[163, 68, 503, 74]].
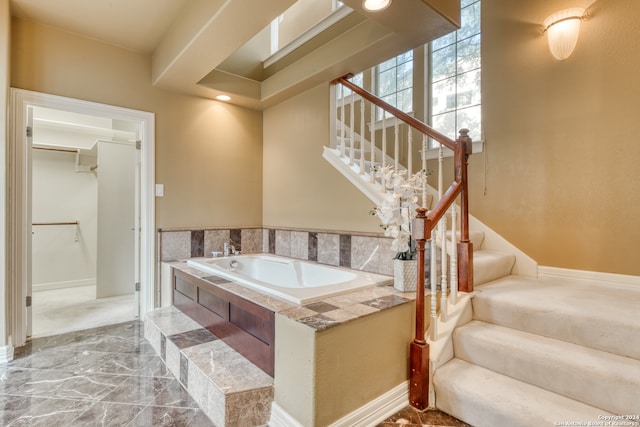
[[223, 242, 238, 257]]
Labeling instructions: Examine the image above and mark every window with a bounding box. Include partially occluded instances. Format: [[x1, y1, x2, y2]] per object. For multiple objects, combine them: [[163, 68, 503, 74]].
[[430, 0, 481, 144], [270, 0, 346, 56], [376, 50, 413, 119]]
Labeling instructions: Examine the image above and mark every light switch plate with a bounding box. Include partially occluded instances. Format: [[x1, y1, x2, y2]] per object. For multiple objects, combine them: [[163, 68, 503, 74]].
[[155, 184, 164, 197]]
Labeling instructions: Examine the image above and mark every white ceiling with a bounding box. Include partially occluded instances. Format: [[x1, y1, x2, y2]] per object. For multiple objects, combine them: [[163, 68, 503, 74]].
[[10, 0, 188, 53], [9, 0, 460, 109]]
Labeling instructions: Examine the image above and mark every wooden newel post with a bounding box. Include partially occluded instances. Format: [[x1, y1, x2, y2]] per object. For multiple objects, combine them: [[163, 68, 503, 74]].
[[409, 207, 431, 409], [456, 129, 474, 293]]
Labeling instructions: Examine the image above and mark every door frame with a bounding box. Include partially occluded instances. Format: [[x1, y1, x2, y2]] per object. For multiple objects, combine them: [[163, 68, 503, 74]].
[[9, 88, 156, 347]]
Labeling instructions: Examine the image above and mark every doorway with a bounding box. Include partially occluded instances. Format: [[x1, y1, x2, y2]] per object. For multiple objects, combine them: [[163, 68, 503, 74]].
[[9, 89, 155, 346], [30, 107, 140, 337]]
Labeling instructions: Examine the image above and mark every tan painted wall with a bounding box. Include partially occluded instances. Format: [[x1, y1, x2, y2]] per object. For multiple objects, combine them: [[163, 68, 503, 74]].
[[468, 0, 640, 276], [263, 83, 382, 233], [10, 1, 639, 277], [314, 304, 413, 426], [274, 302, 415, 426], [10, 17, 263, 230]]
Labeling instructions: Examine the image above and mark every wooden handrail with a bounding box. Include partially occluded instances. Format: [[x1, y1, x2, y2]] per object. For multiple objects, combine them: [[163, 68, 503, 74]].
[[427, 180, 462, 226], [332, 75, 474, 410], [332, 75, 457, 151]]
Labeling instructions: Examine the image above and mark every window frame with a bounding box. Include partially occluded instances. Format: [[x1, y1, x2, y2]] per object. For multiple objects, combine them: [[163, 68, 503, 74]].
[[374, 50, 414, 122], [426, 0, 482, 152]]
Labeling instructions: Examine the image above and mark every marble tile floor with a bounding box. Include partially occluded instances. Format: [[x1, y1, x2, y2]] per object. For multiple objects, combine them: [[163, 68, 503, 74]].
[[4, 317, 471, 427], [378, 406, 473, 427], [1, 320, 213, 426], [32, 285, 136, 338]]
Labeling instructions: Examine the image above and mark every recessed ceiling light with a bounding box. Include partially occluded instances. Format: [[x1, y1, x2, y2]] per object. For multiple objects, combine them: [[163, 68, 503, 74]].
[[216, 95, 231, 101], [363, 0, 391, 12]]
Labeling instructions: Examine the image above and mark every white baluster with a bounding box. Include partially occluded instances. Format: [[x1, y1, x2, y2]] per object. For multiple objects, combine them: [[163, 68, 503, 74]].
[[450, 202, 458, 306], [407, 128, 413, 177], [360, 97, 365, 175], [394, 118, 399, 171], [422, 135, 427, 208], [349, 94, 355, 165], [340, 89, 346, 157], [381, 114, 387, 192], [437, 143, 447, 321], [430, 227, 438, 341], [370, 104, 376, 183], [438, 144, 444, 199], [440, 209, 448, 322]]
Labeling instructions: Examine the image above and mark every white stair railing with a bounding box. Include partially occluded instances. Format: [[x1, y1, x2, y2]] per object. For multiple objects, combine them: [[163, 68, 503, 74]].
[[330, 76, 464, 342], [331, 74, 474, 410]]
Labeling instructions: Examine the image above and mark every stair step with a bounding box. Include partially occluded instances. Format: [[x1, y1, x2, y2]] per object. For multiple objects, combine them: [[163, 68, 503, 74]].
[[145, 307, 273, 427], [342, 147, 371, 158], [453, 320, 640, 414], [443, 230, 485, 252], [434, 359, 611, 427], [472, 250, 514, 286], [472, 275, 640, 361]]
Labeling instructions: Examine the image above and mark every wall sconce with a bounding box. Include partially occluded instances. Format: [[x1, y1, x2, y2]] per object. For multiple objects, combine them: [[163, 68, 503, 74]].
[[543, 8, 586, 60], [363, 0, 392, 12]]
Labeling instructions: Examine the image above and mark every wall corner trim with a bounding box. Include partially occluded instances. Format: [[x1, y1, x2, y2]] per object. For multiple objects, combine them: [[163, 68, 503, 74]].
[[269, 402, 305, 427], [0, 345, 15, 364]]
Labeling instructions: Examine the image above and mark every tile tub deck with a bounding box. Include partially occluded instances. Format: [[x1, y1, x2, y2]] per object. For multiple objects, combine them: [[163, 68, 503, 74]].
[[145, 259, 416, 426]]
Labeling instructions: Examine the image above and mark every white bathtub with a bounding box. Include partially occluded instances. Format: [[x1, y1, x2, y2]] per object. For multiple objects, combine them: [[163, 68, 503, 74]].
[[186, 254, 392, 304]]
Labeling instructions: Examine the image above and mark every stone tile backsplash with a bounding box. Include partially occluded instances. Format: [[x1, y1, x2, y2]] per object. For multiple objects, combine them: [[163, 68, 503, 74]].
[[204, 229, 229, 257], [159, 227, 396, 276], [317, 233, 340, 266]]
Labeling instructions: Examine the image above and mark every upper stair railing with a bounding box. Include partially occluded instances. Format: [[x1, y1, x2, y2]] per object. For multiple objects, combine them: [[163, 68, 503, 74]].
[[331, 74, 474, 410]]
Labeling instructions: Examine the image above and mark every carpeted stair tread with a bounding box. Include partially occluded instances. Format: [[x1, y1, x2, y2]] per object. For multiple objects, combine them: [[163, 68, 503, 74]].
[[443, 230, 485, 254], [472, 275, 640, 361], [434, 359, 612, 427], [472, 250, 515, 286], [453, 320, 640, 414]]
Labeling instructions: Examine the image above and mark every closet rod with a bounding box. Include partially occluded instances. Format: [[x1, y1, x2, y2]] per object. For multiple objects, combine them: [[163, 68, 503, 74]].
[[32, 221, 79, 226], [33, 146, 78, 154]]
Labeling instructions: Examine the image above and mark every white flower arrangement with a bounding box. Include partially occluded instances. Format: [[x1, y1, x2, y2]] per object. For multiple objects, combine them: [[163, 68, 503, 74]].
[[370, 165, 430, 260]]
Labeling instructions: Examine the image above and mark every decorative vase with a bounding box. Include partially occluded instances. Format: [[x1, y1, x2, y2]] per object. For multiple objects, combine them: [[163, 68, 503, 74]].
[[393, 258, 418, 292]]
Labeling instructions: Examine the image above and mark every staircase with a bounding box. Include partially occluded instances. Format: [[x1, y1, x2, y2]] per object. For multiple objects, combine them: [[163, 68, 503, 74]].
[[327, 76, 640, 426], [435, 274, 640, 426]]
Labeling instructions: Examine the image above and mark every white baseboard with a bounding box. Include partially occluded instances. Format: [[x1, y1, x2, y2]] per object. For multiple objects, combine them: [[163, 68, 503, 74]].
[[33, 278, 96, 292], [328, 381, 409, 427], [269, 381, 408, 427], [269, 402, 304, 427], [538, 266, 640, 287], [0, 344, 14, 364]]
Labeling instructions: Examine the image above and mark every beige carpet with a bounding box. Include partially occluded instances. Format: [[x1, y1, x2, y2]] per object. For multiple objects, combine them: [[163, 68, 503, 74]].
[[32, 285, 136, 338]]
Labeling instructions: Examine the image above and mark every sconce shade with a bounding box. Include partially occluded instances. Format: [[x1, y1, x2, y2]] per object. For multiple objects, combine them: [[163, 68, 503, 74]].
[[544, 8, 585, 60]]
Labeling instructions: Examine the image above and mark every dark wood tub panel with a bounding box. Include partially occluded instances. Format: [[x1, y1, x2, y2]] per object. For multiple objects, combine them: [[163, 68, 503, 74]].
[[172, 268, 275, 376]]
